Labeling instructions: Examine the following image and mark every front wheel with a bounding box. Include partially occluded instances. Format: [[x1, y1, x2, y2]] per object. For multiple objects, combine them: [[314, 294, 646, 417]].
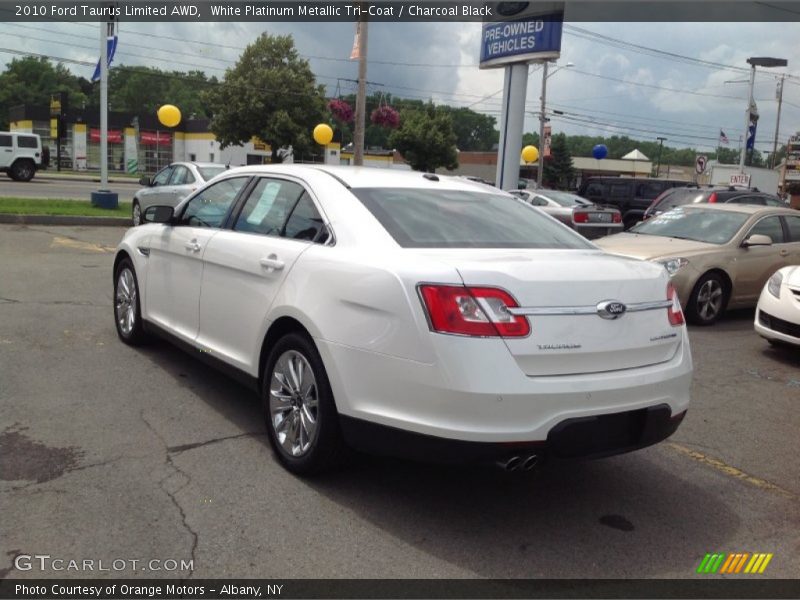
[[113, 258, 149, 345], [263, 332, 347, 475], [131, 199, 142, 226], [687, 272, 728, 325]]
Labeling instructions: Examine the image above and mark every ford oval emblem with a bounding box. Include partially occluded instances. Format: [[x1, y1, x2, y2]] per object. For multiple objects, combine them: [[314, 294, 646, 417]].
[[496, 2, 530, 17], [597, 300, 627, 320]]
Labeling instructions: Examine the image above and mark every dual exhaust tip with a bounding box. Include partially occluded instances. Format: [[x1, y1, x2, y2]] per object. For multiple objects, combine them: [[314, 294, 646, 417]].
[[497, 453, 540, 472]]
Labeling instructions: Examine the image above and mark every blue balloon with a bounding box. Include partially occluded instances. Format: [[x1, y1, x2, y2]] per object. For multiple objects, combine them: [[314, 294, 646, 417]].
[[592, 144, 608, 160]]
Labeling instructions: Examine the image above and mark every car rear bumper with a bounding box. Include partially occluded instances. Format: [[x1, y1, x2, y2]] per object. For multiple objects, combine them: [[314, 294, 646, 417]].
[[317, 329, 692, 445], [339, 405, 687, 464]]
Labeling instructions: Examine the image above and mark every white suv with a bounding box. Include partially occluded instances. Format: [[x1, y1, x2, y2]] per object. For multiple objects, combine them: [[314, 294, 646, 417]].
[[0, 131, 43, 182]]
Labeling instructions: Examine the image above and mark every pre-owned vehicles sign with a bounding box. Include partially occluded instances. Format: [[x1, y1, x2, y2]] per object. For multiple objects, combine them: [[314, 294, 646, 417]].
[[479, 15, 563, 68]]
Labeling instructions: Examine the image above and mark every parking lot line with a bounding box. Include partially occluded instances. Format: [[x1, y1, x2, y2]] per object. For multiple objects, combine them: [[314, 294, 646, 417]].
[[667, 442, 795, 499]]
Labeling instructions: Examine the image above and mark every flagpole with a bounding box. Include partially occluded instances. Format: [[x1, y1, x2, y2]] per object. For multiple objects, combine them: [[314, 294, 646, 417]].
[[100, 19, 108, 189]]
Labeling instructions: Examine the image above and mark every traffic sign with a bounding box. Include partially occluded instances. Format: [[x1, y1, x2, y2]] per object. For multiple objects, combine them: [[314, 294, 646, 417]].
[[695, 155, 708, 174]]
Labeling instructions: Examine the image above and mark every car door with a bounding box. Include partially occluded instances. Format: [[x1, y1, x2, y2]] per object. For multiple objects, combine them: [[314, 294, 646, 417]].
[[0, 133, 12, 169], [782, 214, 800, 263], [139, 165, 174, 212], [735, 215, 788, 302], [196, 177, 329, 373], [145, 176, 250, 342], [163, 165, 191, 207]]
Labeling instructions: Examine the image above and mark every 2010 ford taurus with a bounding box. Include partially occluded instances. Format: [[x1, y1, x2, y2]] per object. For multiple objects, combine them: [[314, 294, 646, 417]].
[[113, 166, 692, 475]]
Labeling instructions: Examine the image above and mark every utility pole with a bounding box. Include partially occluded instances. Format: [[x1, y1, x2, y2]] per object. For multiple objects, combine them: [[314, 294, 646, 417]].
[[537, 61, 548, 187], [772, 74, 785, 169], [353, 19, 368, 166], [655, 136, 666, 177]]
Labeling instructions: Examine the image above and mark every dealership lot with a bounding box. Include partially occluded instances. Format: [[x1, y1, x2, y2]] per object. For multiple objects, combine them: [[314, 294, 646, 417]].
[[1, 224, 798, 579]]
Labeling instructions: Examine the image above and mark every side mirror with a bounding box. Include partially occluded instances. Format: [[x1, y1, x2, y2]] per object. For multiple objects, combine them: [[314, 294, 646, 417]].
[[742, 234, 773, 247], [143, 205, 174, 224], [138, 175, 152, 186]]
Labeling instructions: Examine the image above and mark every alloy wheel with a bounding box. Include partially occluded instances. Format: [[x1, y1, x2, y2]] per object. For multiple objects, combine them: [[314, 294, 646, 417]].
[[696, 279, 723, 321], [269, 350, 319, 457], [132, 202, 141, 226], [115, 268, 137, 336]]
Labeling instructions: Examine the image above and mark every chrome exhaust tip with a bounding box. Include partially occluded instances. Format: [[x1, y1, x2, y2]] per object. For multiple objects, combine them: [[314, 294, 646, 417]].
[[521, 454, 540, 471], [497, 455, 522, 471]]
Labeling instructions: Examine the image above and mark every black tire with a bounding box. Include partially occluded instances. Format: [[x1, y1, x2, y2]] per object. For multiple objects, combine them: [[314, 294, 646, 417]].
[[686, 272, 729, 326], [262, 332, 347, 475], [132, 199, 142, 226], [10, 159, 35, 182], [113, 258, 149, 345]]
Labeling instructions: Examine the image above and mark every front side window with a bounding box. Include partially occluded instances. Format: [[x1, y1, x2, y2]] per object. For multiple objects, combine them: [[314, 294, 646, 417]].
[[748, 216, 785, 244], [152, 166, 174, 186], [177, 177, 248, 228], [234, 178, 305, 236], [351, 188, 592, 249], [0, 134, 11, 147]]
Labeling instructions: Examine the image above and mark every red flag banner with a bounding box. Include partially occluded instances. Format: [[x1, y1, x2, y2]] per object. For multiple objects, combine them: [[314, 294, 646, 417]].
[[89, 128, 122, 143], [140, 131, 172, 146]]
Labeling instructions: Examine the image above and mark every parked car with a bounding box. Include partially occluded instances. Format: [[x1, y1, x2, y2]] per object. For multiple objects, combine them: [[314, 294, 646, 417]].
[[596, 204, 800, 325], [0, 131, 43, 182], [755, 266, 800, 347], [509, 189, 623, 239], [644, 186, 785, 220], [113, 166, 692, 475], [577, 177, 688, 229], [131, 162, 227, 226]]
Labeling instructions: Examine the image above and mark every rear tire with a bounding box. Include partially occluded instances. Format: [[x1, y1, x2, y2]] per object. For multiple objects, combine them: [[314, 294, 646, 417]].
[[113, 258, 149, 345], [262, 332, 347, 475], [10, 159, 35, 182], [687, 272, 728, 326]]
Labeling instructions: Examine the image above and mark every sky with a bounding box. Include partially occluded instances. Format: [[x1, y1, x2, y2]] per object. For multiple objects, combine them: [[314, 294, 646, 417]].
[[1, 18, 800, 155]]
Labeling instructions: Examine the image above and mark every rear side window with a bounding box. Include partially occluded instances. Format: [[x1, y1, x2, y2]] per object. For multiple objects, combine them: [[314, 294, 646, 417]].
[[283, 193, 325, 241], [783, 215, 800, 242], [16, 135, 39, 148], [608, 183, 630, 199], [0, 134, 11, 147], [351, 188, 592, 249]]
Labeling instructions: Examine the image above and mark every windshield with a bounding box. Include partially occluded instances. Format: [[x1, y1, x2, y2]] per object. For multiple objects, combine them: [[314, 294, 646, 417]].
[[352, 188, 594, 249], [631, 207, 749, 244], [197, 166, 226, 181], [541, 190, 592, 207]]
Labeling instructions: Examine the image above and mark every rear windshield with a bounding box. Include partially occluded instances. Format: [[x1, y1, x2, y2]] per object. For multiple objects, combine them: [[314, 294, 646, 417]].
[[541, 190, 591, 207], [197, 166, 226, 181], [631, 207, 749, 244], [352, 188, 593, 249]]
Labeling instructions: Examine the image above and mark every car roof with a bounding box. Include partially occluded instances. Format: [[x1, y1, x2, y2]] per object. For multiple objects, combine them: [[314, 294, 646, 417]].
[[174, 161, 225, 168], [220, 164, 499, 192], [680, 203, 790, 215]]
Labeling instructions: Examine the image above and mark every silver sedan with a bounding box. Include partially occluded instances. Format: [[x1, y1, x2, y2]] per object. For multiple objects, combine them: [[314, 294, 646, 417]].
[[131, 162, 227, 226]]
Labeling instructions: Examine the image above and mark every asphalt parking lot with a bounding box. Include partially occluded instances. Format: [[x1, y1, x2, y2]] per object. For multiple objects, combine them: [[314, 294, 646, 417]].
[[1, 224, 798, 580]]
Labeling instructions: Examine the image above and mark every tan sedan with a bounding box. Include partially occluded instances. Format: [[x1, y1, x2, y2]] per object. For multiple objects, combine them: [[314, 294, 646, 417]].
[[596, 204, 800, 325]]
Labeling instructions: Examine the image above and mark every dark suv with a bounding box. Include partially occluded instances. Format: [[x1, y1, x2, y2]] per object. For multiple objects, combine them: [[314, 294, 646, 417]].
[[643, 186, 785, 220], [577, 177, 687, 228]]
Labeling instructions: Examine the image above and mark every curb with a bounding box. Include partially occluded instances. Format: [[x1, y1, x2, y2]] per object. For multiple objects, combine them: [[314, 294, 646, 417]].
[[0, 214, 130, 226], [36, 173, 139, 184]]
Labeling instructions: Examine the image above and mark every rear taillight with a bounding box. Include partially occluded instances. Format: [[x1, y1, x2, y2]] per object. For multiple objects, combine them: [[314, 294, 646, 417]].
[[707, 192, 718, 203], [612, 212, 622, 223], [573, 211, 589, 223], [419, 285, 530, 337], [667, 282, 684, 326]]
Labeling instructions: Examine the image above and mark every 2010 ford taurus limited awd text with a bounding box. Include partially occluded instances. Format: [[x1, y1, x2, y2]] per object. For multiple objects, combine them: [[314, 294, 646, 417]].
[[112, 166, 692, 475]]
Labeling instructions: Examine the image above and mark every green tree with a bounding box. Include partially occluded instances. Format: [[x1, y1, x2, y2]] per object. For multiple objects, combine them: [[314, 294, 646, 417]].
[[203, 34, 326, 162], [542, 133, 575, 189], [435, 106, 497, 151], [389, 103, 458, 172], [0, 57, 88, 129], [102, 67, 215, 118]]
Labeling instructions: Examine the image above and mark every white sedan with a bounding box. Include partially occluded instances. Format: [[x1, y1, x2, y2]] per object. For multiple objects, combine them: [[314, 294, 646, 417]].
[[755, 266, 800, 347], [113, 166, 693, 475]]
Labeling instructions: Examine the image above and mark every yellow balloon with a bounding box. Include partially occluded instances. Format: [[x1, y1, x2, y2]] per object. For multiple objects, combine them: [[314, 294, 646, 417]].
[[521, 145, 539, 163], [313, 123, 334, 146], [157, 105, 181, 128]]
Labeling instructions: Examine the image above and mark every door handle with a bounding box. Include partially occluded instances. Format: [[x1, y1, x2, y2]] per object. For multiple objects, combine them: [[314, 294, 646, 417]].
[[184, 240, 201, 252], [779, 249, 789, 257], [259, 255, 285, 271]]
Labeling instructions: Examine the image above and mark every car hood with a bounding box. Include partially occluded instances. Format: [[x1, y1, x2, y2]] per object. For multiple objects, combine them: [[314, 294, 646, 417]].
[[595, 232, 720, 260], [782, 265, 800, 287]]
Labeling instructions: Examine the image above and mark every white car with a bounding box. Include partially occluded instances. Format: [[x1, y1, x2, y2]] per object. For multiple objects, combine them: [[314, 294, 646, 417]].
[[755, 266, 800, 347], [113, 166, 693, 475], [0, 131, 43, 181]]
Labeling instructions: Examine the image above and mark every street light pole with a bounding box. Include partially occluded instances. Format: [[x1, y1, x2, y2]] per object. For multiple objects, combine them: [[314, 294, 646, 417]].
[[739, 63, 756, 173], [655, 136, 667, 177], [536, 61, 548, 187], [772, 75, 785, 169], [353, 19, 369, 167]]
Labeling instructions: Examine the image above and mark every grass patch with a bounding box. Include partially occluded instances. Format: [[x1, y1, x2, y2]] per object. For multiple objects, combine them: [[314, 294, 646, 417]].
[[0, 197, 131, 217]]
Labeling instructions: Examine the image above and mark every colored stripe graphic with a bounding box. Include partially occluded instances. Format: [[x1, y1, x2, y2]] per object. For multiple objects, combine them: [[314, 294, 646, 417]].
[[699, 552, 773, 574]]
